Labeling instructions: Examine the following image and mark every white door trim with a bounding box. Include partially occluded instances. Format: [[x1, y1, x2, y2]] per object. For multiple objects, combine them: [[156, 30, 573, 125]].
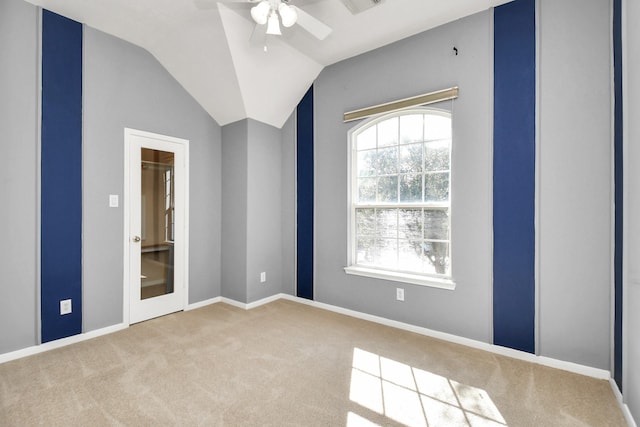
[[123, 128, 190, 325]]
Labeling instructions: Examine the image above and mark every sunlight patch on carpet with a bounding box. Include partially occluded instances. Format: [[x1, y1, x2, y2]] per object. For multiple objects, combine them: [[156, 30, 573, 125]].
[[348, 348, 508, 427]]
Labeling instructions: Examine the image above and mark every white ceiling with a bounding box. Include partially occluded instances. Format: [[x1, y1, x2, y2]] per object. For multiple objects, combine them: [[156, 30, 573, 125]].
[[23, 0, 511, 128]]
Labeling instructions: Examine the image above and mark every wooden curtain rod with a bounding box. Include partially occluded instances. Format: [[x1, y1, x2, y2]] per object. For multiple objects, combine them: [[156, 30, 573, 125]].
[[343, 86, 459, 123]]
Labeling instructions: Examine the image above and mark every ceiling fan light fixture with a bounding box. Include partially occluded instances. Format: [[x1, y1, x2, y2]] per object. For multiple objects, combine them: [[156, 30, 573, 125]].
[[250, 0, 270, 25], [266, 11, 282, 35], [278, 3, 297, 28]]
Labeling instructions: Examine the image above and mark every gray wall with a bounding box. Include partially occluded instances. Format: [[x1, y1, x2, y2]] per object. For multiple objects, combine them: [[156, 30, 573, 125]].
[[83, 27, 222, 331], [624, 0, 640, 419], [221, 120, 248, 303], [221, 119, 285, 303], [0, 0, 223, 349], [0, 0, 39, 354], [538, 0, 612, 370], [281, 113, 297, 296], [312, 1, 615, 371], [247, 119, 283, 302], [314, 11, 494, 342]]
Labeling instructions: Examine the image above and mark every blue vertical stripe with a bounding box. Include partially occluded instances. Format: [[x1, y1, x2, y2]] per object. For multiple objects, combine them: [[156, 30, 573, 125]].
[[41, 10, 83, 343], [297, 86, 314, 300], [493, 0, 536, 354], [613, 0, 623, 390]]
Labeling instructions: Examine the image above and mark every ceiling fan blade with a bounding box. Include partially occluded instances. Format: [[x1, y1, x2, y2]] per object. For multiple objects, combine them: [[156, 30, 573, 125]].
[[291, 6, 332, 40]]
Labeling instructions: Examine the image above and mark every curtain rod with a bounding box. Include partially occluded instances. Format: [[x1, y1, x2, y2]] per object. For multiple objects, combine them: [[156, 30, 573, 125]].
[[343, 86, 459, 123]]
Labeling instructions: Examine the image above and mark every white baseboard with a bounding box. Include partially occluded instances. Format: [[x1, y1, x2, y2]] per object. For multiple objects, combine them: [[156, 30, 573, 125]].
[[278, 294, 611, 380], [220, 297, 247, 309], [218, 294, 283, 310], [0, 292, 624, 396], [246, 293, 283, 309], [610, 378, 638, 427], [185, 296, 221, 311], [0, 323, 127, 365]]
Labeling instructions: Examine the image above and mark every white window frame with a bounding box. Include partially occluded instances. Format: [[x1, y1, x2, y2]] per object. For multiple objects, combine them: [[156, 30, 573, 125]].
[[344, 108, 456, 290]]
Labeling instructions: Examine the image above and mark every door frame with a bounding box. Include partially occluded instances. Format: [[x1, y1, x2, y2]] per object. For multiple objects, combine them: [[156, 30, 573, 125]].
[[123, 128, 190, 325]]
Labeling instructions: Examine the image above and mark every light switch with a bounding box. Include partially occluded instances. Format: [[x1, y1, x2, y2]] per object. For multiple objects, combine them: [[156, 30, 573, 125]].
[[109, 194, 119, 208]]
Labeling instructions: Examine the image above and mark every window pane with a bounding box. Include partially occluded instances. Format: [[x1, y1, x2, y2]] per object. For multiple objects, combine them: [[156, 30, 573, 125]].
[[356, 237, 378, 265], [399, 143, 422, 174], [357, 150, 377, 177], [424, 209, 449, 240], [398, 239, 423, 272], [400, 114, 424, 144], [358, 177, 376, 202], [424, 114, 451, 141], [377, 238, 398, 269], [425, 140, 450, 172], [377, 176, 398, 202], [399, 174, 422, 203], [356, 208, 375, 237], [377, 117, 399, 147], [357, 126, 377, 150], [376, 208, 397, 238], [399, 208, 422, 240], [424, 172, 449, 202], [376, 147, 398, 175], [422, 241, 449, 275]]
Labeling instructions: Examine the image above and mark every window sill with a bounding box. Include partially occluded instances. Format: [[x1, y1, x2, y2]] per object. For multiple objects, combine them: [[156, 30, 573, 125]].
[[343, 266, 456, 290]]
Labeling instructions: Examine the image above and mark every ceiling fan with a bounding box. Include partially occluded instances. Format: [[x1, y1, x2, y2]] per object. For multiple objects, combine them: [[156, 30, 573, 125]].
[[197, 0, 333, 40]]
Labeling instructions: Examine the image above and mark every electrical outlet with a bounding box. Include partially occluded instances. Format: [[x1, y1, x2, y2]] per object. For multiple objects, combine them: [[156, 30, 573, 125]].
[[396, 288, 404, 301], [260, 272, 266, 283], [109, 194, 119, 208], [60, 299, 72, 315]]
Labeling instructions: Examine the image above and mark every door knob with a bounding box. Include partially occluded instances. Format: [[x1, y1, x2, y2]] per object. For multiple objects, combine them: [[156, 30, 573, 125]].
[[133, 236, 141, 242]]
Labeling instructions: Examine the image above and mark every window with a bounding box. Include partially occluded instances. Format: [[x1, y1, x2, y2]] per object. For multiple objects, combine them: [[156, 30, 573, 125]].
[[345, 109, 453, 289]]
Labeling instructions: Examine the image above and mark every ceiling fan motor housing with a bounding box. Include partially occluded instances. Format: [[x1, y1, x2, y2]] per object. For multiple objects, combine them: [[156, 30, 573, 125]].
[[249, 0, 333, 40]]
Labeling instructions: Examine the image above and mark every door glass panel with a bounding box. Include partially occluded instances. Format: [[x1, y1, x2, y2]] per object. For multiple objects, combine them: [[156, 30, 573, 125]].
[[140, 148, 174, 300]]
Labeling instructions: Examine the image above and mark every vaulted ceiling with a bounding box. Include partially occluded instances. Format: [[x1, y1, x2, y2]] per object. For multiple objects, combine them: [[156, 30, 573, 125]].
[[23, 0, 511, 128]]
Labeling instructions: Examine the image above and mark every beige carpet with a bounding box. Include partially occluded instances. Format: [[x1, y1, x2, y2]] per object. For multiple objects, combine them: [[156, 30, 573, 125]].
[[0, 300, 627, 426]]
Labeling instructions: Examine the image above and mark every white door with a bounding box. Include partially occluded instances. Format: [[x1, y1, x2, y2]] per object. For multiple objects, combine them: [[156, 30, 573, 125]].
[[125, 128, 189, 324]]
